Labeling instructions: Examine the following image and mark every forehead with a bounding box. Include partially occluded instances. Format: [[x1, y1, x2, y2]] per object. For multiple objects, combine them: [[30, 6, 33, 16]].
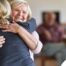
[[45, 12, 56, 17], [12, 3, 28, 10]]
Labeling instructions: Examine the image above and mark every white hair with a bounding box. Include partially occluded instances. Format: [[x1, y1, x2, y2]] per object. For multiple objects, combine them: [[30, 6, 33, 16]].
[[10, 0, 32, 20]]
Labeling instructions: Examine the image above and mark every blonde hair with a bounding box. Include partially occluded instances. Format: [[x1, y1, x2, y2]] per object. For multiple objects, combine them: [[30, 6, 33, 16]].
[[0, 0, 11, 18], [0, 0, 11, 25], [11, 0, 32, 20]]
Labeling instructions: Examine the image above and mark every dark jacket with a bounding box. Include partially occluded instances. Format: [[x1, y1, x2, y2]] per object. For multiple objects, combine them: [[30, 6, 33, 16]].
[[0, 18, 36, 66]]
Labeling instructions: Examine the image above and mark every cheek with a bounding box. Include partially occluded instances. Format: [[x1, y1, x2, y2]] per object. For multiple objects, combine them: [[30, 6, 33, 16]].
[[12, 11, 18, 17], [24, 14, 28, 19]]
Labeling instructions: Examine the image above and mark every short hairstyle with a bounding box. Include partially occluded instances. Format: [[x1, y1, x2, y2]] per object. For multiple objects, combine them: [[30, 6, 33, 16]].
[[10, 0, 32, 20]]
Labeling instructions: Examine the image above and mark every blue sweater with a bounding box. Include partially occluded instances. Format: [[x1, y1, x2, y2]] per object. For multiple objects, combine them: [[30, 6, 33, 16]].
[[0, 18, 36, 66]]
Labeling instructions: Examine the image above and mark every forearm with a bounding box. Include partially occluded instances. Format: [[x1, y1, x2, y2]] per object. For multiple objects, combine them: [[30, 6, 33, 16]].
[[32, 41, 43, 54], [43, 30, 52, 41], [17, 26, 38, 50]]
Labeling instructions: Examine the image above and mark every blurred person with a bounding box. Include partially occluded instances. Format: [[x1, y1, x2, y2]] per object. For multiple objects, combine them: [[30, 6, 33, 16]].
[[9, 0, 43, 60], [0, 36, 5, 48], [37, 12, 66, 66]]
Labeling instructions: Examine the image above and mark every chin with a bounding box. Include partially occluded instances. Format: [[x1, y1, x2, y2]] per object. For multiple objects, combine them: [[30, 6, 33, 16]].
[[16, 19, 26, 23]]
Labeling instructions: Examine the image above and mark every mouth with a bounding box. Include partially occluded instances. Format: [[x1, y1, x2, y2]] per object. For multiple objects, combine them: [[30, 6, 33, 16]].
[[15, 19, 26, 22]]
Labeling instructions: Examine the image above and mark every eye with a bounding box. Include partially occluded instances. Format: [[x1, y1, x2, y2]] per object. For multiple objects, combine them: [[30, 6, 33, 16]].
[[23, 11, 27, 14]]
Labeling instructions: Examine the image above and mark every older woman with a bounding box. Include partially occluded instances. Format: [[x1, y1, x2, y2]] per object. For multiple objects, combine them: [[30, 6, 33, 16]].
[[9, 0, 43, 60], [0, 0, 43, 66]]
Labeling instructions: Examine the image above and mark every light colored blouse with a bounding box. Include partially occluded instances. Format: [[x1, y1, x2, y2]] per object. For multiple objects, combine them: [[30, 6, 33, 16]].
[[29, 31, 43, 60]]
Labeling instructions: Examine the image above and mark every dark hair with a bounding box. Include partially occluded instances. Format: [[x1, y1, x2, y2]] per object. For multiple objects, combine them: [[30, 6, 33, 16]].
[[42, 11, 60, 24]]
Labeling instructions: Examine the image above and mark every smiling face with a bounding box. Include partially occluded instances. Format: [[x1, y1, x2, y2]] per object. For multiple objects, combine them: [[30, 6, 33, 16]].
[[11, 3, 29, 22]]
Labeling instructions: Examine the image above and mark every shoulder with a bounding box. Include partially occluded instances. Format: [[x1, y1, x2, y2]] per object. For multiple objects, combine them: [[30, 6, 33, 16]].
[[29, 17, 36, 27], [29, 18, 36, 24]]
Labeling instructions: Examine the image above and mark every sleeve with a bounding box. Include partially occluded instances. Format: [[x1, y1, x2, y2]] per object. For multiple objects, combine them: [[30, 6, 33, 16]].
[[16, 18, 36, 33], [31, 31, 43, 54]]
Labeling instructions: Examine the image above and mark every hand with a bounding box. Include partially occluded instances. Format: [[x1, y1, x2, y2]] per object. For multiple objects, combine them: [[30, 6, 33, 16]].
[[0, 23, 20, 33], [0, 36, 5, 48], [43, 29, 52, 40]]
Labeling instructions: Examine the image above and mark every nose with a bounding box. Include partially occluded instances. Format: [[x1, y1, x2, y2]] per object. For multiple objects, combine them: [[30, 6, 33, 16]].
[[18, 11, 23, 16], [17, 11, 25, 20]]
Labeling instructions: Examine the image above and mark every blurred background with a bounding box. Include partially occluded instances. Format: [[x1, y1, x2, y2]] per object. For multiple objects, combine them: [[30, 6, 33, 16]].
[[27, 0, 66, 26], [27, 0, 66, 66]]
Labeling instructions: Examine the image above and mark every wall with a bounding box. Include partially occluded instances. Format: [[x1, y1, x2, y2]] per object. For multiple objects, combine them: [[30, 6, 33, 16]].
[[27, 0, 66, 25]]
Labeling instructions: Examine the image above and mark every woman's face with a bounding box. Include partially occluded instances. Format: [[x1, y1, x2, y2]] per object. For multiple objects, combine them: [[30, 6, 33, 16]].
[[11, 3, 29, 22]]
